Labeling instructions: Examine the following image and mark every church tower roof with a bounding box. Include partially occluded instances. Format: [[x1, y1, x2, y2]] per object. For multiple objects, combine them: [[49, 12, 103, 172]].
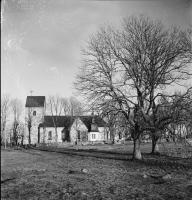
[[25, 96, 45, 107]]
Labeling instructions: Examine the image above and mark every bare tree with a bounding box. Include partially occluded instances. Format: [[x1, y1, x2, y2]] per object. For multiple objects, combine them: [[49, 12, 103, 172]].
[[46, 94, 62, 143], [17, 122, 25, 145], [1, 94, 11, 147], [101, 103, 130, 143], [5, 123, 13, 146], [61, 96, 86, 116], [60, 97, 71, 115], [147, 90, 192, 154], [25, 107, 33, 145], [10, 98, 24, 145], [104, 112, 117, 143], [182, 93, 192, 138], [68, 96, 85, 116], [60, 96, 86, 143], [74, 14, 192, 159]]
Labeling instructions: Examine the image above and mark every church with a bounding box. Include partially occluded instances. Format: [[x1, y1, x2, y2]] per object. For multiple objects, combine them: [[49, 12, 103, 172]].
[[24, 96, 109, 144]]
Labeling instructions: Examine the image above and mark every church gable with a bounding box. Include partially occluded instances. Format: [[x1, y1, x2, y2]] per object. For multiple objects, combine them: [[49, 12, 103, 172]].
[[71, 117, 88, 132], [79, 116, 107, 132], [70, 117, 88, 142]]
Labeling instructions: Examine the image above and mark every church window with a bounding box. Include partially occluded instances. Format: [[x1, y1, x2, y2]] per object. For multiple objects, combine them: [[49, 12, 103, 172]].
[[77, 130, 81, 139], [92, 134, 96, 139], [48, 131, 52, 140], [33, 111, 36, 116]]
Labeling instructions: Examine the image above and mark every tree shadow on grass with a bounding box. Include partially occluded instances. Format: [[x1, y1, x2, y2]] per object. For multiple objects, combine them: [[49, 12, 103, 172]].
[[31, 147, 192, 170], [132, 153, 192, 170], [32, 147, 133, 161], [1, 178, 16, 184]]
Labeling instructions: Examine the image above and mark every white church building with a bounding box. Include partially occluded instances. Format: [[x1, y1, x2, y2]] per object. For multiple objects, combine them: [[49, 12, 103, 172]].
[[24, 96, 109, 144]]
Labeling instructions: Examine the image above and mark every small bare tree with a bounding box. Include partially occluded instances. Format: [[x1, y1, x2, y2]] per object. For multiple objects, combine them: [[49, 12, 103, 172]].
[[61, 96, 85, 116], [60, 97, 71, 115], [5, 123, 13, 146], [17, 122, 25, 145], [60, 96, 86, 143], [148, 90, 192, 154], [101, 104, 128, 143], [46, 94, 62, 143], [68, 96, 85, 116], [25, 106, 37, 144], [10, 98, 24, 145], [1, 94, 11, 148]]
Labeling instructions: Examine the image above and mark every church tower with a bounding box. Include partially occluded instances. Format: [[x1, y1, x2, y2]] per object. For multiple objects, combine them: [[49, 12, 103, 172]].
[[25, 96, 46, 144]]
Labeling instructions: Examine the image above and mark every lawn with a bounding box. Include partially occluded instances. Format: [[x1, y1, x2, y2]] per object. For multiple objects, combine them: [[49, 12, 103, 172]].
[[1, 142, 192, 200]]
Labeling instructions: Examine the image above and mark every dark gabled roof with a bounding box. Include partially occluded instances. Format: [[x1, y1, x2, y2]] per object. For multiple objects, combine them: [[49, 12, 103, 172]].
[[40, 116, 75, 128], [79, 116, 107, 131], [25, 96, 45, 107], [39, 115, 107, 130]]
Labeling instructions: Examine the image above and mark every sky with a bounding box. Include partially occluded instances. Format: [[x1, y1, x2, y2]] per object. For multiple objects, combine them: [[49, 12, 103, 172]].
[[1, 0, 192, 104]]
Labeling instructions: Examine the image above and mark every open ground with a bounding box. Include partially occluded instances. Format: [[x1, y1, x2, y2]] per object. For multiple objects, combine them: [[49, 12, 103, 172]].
[[1, 142, 192, 200]]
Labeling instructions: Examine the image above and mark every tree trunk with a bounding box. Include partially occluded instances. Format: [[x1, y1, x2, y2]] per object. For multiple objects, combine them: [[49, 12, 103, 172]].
[[10, 132, 12, 144], [173, 135, 177, 143], [55, 127, 58, 143], [132, 135, 142, 160], [16, 136, 18, 146], [28, 129, 31, 144], [13, 131, 17, 145], [151, 139, 156, 154], [110, 129, 115, 144], [21, 136, 24, 145], [13, 123, 19, 145], [151, 138, 160, 154]]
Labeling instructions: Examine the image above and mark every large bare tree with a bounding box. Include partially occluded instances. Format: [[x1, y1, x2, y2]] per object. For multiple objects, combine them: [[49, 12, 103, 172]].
[[74, 14, 192, 159]]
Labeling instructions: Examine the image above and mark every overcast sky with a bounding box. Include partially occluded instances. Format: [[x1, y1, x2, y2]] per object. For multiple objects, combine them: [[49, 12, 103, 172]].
[[1, 0, 191, 103]]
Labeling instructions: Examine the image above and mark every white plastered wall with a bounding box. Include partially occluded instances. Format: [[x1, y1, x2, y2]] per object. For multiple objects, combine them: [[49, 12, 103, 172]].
[[42, 127, 64, 143], [24, 107, 44, 144]]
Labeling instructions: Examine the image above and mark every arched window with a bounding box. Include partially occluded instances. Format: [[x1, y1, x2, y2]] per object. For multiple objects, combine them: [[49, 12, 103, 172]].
[[48, 131, 52, 140], [77, 130, 81, 139], [33, 111, 36, 116]]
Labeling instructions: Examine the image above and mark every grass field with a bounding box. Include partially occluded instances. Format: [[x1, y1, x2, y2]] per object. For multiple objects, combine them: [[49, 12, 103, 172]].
[[1, 142, 192, 200]]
